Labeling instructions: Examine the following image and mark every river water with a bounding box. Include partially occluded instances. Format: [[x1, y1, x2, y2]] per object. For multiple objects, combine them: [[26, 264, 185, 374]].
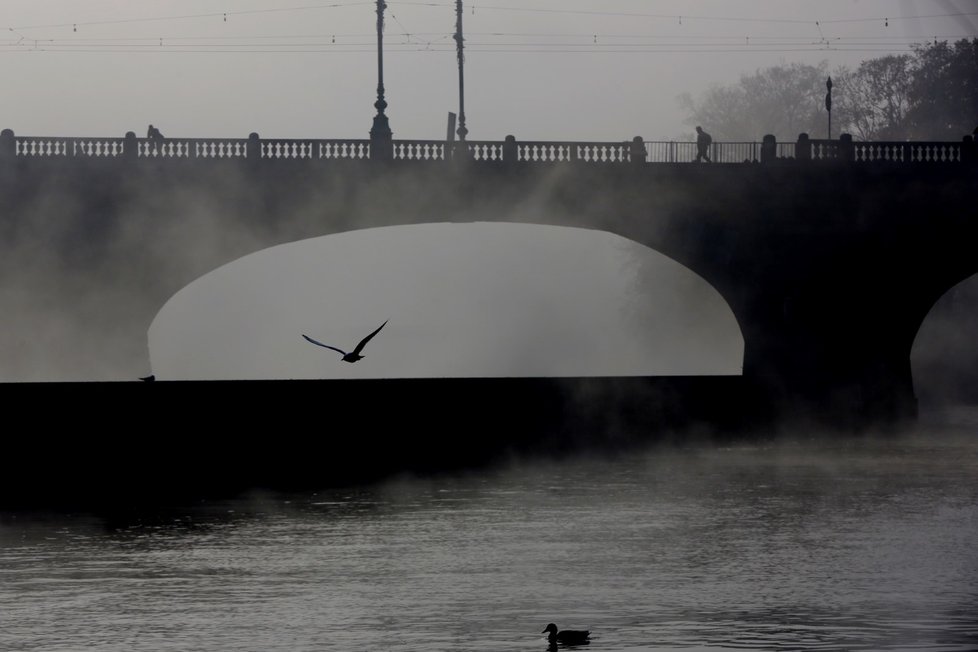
[[2, 409, 977, 652]]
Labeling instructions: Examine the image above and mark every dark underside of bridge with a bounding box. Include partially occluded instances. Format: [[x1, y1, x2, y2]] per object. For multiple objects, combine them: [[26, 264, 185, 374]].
[[3, 376, 782, 509]]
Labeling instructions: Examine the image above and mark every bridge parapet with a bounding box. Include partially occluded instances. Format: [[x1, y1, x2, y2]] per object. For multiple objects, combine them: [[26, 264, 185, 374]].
[[1, 129, 973, 165], [809, 137, 965, 162]]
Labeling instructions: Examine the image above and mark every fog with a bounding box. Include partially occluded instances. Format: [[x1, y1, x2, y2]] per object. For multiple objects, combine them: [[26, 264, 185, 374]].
[[1, 1, 974, 141], [148, 222, 744, 379]]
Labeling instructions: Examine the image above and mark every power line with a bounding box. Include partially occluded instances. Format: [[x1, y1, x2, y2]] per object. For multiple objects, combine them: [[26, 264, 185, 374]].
[[4, 2, 373, 32], [5, 2, 975, 33]]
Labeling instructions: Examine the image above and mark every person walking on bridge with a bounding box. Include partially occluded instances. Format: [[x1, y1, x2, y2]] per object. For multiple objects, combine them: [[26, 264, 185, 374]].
[[695, 126, 712, 162]]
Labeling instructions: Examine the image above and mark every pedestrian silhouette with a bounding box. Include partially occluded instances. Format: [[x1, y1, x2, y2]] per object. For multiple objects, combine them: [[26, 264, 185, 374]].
[[147, 124, 165, 153], [695, 126, 712, 162]]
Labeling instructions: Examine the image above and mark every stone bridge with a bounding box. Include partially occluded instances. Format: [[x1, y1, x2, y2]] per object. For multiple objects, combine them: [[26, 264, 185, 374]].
[[0, 131, 975, 428]]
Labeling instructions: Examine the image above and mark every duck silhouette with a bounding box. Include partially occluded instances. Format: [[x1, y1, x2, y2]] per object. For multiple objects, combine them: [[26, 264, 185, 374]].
[[302, 320, 387, 363], [542, 623, 590, 646]]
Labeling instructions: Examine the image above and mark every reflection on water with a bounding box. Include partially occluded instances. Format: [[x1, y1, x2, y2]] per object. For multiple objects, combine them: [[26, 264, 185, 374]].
[[2, 414, 977, 651]]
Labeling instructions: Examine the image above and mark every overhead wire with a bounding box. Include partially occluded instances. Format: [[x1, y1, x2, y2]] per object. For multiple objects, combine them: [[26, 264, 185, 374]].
[[0, 2, 971, 55]]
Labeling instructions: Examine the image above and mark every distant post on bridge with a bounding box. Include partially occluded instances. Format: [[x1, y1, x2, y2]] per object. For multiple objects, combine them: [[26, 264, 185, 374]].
[[825, 76, 833, 140], [369, 0, 393, 161], [453, 0, 470, 160], [0, 129, 16, 159]]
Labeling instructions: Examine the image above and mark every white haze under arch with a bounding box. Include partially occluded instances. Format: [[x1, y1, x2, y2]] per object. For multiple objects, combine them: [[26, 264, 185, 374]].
[[148, 222, 743, 380]]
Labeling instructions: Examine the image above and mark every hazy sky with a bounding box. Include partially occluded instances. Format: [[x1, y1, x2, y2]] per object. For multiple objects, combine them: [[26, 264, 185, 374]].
[[2, 0, 975, 141]]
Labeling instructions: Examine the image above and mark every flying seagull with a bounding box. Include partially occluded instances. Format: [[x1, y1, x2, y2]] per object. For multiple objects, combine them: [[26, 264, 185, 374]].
[[302, 320, 388, 363]]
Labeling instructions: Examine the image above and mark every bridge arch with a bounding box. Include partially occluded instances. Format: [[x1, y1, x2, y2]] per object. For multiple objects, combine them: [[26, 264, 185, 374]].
[[148, 222, 743, 380], [911, 273, 978, 406]]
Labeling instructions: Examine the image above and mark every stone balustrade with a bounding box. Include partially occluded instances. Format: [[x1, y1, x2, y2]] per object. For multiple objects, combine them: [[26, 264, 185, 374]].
[[0, 128, 973, 165]]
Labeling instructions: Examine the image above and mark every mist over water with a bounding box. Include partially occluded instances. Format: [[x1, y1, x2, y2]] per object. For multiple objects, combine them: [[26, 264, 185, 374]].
[[2, 413, 976, 652], [149, 222, 744, 379]]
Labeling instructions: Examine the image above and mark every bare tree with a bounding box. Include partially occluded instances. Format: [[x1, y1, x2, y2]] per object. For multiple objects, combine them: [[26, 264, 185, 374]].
[[834, 55, 912, 140], [678, 62, 840, 142]]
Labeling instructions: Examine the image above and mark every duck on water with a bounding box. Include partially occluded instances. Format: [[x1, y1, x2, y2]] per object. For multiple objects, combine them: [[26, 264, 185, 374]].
[[542, 623, 590, 646]]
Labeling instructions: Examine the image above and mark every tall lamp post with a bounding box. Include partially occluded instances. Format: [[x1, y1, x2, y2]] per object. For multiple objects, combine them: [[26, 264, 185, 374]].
[[370, 0, 393, 160], [825, 76, 833, 140], [453, 0, 468, 156]]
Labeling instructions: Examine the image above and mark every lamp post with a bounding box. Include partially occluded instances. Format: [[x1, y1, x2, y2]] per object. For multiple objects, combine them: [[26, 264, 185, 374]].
[[453, 0, 468, 156], [369, 0, 392, 160], [825, 76, 833, 140]]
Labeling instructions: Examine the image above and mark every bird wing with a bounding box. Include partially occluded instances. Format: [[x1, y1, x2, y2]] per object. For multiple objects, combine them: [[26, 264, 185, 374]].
[[302, 334, 347, 356], [351, 320, 387, 355]]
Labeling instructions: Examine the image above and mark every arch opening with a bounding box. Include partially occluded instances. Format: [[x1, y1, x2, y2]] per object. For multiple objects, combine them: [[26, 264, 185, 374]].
[[911, 273, 978, 407], [148, 222, 744, 380]]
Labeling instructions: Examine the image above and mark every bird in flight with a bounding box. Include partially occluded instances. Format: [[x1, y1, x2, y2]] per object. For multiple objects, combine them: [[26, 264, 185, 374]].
[[302, 320, 387, 363]]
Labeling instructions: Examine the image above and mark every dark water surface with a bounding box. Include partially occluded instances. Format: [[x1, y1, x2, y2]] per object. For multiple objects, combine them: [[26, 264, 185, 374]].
[[2, 410, 977, 651]]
